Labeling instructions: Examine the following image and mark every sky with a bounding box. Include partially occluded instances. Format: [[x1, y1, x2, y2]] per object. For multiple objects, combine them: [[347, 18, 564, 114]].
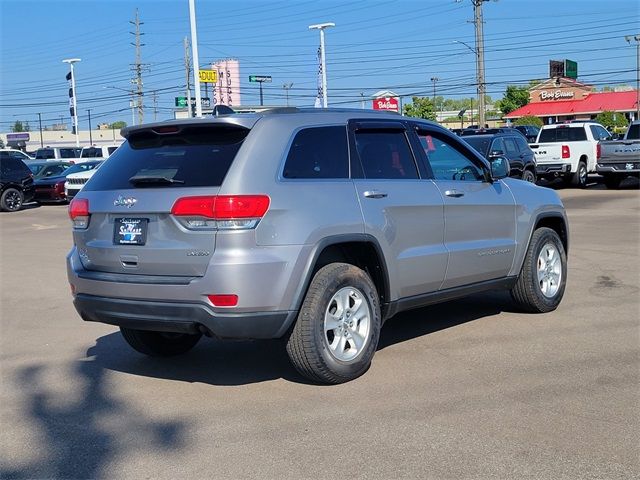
[[0, 0, 638, 131]]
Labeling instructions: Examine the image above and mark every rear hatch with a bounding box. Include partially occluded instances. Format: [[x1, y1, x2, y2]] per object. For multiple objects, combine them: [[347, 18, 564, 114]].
[[71, 123, 251, 277]]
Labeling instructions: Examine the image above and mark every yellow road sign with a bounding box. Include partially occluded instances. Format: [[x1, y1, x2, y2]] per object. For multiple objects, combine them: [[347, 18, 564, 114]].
[[198, 70, 218, 83]]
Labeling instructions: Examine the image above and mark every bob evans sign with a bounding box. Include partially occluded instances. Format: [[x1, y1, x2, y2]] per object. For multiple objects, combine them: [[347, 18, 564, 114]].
[[539, 90, 575, 101], [373, 97, 399, 112]]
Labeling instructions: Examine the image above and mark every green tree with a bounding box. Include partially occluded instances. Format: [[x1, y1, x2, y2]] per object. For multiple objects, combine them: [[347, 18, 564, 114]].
[[109, 121, 127, 129], [12, 120, 24, 132], [0, 138, 4, 148], [24, 121, 31, 132], [595, 111, 629, 129], [403, 96, 436, 120], [514, 115, 543, 128], [497, 85, 530, 115]]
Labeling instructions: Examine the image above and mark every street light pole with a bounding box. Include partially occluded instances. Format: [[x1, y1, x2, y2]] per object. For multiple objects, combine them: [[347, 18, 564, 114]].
[[626, 34, 640, 120], [63, 58, 81, 147], [431, 76, 439, 119], [188, 0, 203, 118], [309, 22, 335, 108]]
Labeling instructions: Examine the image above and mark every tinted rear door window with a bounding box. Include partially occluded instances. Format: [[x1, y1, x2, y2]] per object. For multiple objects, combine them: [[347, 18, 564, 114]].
[[283, 126, 348, 179], [503, 137, 519, 156], [84, 126, 249, 191]]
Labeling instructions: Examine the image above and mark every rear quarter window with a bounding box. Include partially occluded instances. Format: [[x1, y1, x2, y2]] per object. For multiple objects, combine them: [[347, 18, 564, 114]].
[[84, 126, 248, 191], [282, 126, 349, 179]]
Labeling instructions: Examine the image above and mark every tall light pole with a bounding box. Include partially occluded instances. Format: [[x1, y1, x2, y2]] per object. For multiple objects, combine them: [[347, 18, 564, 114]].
[[63, 58, 81, 147], [87, 109, 92, 144], [283, 83, 293, 106], [188, 0, 203, 118], [454, 40, 480, 126], [625, 34, 640, 120], [37, 113, 43, 147], [309, 22, 335, 108]]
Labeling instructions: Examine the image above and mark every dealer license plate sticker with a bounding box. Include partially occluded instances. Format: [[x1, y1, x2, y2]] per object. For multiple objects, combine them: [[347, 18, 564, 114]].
[[114, 218, 148, 245]]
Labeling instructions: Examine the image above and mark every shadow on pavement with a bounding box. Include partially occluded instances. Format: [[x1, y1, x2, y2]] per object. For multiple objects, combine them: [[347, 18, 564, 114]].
[[1, 358, 188, 479], [88, 291, 518, 386]]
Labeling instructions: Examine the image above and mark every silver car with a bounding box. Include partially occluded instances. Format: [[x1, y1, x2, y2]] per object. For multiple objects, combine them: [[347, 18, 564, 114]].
[[67, 108, 569, 383]]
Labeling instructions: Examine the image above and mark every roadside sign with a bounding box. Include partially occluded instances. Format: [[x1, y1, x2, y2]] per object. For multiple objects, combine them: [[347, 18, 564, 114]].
[[198, 70, 218, 83], [565, 59, 578, 79], [372, 97, 399, 112], [175, 97, 211, 108], [249, 75, 272, 83], [7, 133, 30, 141]]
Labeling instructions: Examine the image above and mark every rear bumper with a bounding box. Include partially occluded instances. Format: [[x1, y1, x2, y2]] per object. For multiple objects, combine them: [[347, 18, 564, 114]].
[[596, 163, 640, 175], [73, 293, 296, 339], [536, 163, 571, 175]]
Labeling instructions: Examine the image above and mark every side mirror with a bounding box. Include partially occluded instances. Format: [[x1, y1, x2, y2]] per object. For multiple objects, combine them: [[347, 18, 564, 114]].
[[489, 149, 504, 157], [489, 155, 510, 180]]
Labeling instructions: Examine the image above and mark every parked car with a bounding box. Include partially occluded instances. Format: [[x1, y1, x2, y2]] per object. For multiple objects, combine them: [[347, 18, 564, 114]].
[[26, 160, 73, 179], [530, 121, 610, 187], [34, 161, 102, 203], [64, 161, 104, 199], [460, 131, 537, 182], [514, 125, 541, 143], [0, 154, 34, 212], [67, 108, 569, 384], [34, 146, 81, 160], [596, 120, 640, 189], [0, 148, 34, 162]]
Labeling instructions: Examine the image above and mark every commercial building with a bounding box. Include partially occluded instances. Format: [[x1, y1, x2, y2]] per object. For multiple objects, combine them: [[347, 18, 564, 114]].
[[505, 77, 639, 124]]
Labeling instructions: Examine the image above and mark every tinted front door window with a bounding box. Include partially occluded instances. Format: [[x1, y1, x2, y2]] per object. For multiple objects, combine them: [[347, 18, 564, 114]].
[[355, 131, 418, 179]]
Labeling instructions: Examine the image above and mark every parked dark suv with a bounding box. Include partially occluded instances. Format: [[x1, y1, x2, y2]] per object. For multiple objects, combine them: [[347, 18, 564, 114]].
[[461, 130, 537, 182], [514, 125, 540, 143], [0, 153, 35, 212], [67, 108, 568, 383]]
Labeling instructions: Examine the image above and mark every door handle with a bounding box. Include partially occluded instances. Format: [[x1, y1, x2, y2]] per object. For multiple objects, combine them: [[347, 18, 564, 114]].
[[444, 190, 464, 198], [363, 190, 388, 199]]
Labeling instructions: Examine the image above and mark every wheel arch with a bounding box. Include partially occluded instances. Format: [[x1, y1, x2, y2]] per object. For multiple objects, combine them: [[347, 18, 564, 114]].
[[533, 213, 569, 254], [291, 234, 391, 320]]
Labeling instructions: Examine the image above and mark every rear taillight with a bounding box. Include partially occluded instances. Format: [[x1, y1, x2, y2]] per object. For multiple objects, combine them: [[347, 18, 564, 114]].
[[68, 198, 90, 229], [561, 145, 570, 159], [596, 143, 601, 159], [171, 195, 270, 230]]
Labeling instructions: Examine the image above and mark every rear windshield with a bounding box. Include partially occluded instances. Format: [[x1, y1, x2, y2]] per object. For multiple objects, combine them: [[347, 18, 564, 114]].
[[627, 124, 639, 140], [538, 127, 587, 143], [84, 126, 248, 191], [461, 137, 491, 156]]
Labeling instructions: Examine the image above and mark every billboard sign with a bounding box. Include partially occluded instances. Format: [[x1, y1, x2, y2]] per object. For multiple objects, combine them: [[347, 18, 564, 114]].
[[372, 97, 399, 112], [198, 70, 218, 83], [565, 59, 578, 79]]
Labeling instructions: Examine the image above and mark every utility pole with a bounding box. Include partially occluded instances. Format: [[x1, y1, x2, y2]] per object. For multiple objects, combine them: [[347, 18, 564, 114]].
[[625, 34, 640, 120], [472, 0, 489, 127], [152, 91, 158, 122], [87, 109, 92, 144], [184, 37, 192, 118], [130, 8, 146, 125], [37, 113, 43, 147], [431, 76, 439, 120], [283, 83, 293, 106], [360, 92, 365, 109]]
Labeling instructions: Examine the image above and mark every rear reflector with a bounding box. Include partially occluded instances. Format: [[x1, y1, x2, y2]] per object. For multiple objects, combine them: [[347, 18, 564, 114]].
[[561, 145, 570, 159], [207, 294, 238, 307]]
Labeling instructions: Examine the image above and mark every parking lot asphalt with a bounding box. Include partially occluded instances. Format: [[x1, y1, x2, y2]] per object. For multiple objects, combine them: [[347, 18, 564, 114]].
[[1, 181, 639, 479]]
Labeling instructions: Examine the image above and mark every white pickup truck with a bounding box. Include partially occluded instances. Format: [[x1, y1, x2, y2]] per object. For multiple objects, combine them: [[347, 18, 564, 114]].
[[596, 121, 640, 189], [530, 122, 611, 188]]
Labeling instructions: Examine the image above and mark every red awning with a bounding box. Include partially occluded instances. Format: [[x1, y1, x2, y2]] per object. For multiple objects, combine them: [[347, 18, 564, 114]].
[[505, 90, 639, 118]]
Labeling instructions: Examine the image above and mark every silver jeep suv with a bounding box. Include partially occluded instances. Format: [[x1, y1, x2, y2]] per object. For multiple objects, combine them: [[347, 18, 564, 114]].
[[67, 108, 569, 384]]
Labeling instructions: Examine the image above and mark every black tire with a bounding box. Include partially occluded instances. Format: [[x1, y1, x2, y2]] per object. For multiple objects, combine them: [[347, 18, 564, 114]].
[[570, 160, 588, 188], [602, 174, 622, 189], [511, 227, 567, 313], [0, 188, 24, 212], [120, 327, 202, 356], [286, 263, 381, 384], [521, 168, 536, 183]]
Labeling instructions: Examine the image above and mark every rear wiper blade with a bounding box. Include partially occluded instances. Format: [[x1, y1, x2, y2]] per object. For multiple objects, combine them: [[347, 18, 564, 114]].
[[129, 175, 185, 186]]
